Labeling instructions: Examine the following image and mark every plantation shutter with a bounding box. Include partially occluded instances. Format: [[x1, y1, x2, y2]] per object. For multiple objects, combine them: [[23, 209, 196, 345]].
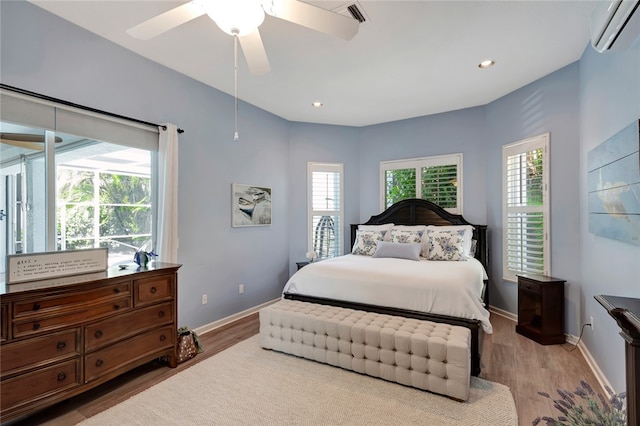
[[308, 163, 343, 259], [381, 154, 462, 214], [503, 134, 550, 281], [421, 164, 458, 209]]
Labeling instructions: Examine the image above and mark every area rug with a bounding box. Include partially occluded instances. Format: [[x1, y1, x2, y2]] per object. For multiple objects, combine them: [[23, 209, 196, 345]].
[[78, 336, 517, 425]]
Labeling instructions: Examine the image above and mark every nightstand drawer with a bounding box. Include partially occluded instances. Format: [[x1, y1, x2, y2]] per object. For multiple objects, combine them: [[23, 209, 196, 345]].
[[519, 278, 540, 294]]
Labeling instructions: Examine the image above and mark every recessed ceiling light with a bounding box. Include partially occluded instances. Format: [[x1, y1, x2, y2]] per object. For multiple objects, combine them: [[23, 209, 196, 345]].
[[478, 59, 495, 69], [311, 101, 323, 108]]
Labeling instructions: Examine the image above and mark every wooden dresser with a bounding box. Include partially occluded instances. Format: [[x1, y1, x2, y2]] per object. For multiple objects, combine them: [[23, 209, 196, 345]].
[[0, 262, 181, 423]]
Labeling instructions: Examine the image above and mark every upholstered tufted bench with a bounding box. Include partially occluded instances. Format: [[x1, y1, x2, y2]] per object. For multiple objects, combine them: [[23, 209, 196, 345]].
[[259, 300, 471, 401]]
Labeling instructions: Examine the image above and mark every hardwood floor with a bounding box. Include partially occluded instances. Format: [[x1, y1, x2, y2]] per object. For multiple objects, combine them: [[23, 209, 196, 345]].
[[7, 311, 603, 426]]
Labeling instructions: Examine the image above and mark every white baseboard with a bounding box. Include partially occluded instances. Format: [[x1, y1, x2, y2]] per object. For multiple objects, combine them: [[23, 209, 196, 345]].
[[193, 298, 279, 336], [575, 337, 615, 395], [488, 305, 517, 322]]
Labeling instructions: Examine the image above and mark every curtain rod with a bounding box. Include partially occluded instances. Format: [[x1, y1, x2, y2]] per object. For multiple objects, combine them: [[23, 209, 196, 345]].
[[0, 84, 184, 134]]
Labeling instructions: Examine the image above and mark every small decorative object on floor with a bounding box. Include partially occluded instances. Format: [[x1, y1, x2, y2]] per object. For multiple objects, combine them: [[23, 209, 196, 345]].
[[305, 251, 318, 263], [533, 380, 626, 425], [134, 249, 157, 267], [176, 327, 203, 364]]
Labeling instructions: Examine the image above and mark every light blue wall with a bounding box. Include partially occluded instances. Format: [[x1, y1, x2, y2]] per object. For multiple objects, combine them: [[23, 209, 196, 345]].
[[2, 1, 639, 393], [287, 123, 360, 275], [578, 42, 640, 392], [1, 1, 291, 328], [485, 63, 582, 334], [358, 107, 488, 225]]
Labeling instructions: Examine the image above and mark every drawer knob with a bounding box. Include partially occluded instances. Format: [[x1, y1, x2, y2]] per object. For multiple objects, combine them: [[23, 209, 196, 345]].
[[160, 334, 166, 342], [150, 287, 157, 294], [57, 341, 66, 350], [113, 304, 120, 310], [33, 322, 41, 331], [95, 359, 104, 367], [33, 303, 41, 311], [57, 372, 66, 382], [158, 311, 165, 318], [95, 330, 103, 339], [113, 288, 121, 294]]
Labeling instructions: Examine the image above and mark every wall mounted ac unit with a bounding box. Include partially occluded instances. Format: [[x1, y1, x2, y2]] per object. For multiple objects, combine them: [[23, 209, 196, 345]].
[[591, 0, 640, 52]]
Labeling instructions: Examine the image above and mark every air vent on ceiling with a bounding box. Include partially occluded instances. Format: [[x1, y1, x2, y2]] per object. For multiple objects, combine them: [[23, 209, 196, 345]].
[[333, 2, 369, 25], [347, 4, 366, 23]]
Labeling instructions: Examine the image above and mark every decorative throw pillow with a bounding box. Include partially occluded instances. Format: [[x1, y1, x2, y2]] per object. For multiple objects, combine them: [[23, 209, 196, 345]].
[[391, 225, 428, 256], [372, 241, 422, 261], [390, 228, 424, 245], [359, 224, 394, 241], [427, 225, 474, 257], [352, 230, 387, 256], [427, 229, 466, 261]]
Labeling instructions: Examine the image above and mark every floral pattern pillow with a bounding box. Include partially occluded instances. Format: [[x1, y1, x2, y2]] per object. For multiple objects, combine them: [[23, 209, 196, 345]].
[[352, 230, 387, 256], [390, 229, 424, 245], [427, 229, 466, 261]]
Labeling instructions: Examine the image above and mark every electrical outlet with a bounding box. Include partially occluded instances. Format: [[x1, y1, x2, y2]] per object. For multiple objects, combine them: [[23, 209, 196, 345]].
[[590, 316, 594, 331], [201, 294, 207, 305], [239, 284, 244, 294]]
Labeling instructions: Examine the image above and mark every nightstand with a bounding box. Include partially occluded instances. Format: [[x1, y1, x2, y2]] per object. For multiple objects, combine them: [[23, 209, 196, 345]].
[[296, 261, 310, 270], [516, 274, 566, 345]]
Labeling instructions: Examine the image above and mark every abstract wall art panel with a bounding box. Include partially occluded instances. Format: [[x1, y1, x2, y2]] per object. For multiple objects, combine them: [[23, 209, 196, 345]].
[[587, 119, 640, 246]]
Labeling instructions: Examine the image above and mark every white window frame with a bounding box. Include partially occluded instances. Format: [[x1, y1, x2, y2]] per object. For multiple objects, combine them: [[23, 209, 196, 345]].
[[307, 162, 344, 259], [380, 153, 463, 214], [502, 133, 550, 282]]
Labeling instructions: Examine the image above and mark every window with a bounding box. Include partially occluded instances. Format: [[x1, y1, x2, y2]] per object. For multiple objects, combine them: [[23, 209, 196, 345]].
[[380, 154, 463, 213], [502, 133, 550, 281], [0, 89, 158, 269], [308, 163, 343, 259]]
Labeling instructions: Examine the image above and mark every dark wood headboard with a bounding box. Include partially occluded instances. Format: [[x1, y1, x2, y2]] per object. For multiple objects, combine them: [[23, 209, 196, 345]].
[[350, 198, 488, 272]]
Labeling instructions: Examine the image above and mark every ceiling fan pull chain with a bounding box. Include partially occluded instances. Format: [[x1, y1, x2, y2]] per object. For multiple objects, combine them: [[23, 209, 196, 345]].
[[234, 33, 239, 142]]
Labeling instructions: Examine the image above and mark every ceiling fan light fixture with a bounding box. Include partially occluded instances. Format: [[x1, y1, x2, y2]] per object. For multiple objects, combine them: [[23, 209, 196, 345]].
[[311, 101, 323, 108], [205, 0, 265, 36]]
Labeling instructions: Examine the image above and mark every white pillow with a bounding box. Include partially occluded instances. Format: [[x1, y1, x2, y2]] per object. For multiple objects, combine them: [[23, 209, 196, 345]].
[[427, 225, 474, 257], [391, 225, 428, 256], [352, 229, 387, 256], [427, 229, 466, 261], [372, 241, 421, 261], [359, 224, 394, 241]]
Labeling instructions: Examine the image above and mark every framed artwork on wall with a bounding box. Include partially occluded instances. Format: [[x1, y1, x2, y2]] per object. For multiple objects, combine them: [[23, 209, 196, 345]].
[[232, 183, 272, 227], [587, 119, 640, 246]]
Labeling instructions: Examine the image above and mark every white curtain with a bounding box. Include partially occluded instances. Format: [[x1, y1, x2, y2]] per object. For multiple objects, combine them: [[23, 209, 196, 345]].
[[157, 123, 179, 263]]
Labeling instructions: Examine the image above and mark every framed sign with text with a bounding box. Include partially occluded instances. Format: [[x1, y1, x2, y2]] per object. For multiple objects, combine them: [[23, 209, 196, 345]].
[[6, 248, 108, 284]]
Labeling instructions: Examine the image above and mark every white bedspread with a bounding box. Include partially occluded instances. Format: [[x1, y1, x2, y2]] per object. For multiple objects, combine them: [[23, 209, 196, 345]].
[[283, 254, 492, 334]]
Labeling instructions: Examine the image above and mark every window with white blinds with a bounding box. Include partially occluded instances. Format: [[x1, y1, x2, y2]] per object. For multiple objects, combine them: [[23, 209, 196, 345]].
[[502, 134, 550, 281], [308, 163, 343, 259], [381, 154, 462, 214]]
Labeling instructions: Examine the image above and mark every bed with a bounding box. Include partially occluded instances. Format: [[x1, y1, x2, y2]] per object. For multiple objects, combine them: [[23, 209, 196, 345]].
[[283, 198, 490, 376]]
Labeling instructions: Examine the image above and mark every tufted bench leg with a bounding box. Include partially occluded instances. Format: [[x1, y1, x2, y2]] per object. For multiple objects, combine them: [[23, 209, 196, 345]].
[[259, 300, 471, 401]]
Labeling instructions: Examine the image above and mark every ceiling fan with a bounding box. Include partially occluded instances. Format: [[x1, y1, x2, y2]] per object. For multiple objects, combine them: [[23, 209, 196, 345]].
[[126, 0, 361, 75], [1, 133, 63, 151]]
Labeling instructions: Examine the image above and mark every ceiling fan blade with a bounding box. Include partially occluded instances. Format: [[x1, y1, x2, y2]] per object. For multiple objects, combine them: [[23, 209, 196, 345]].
[[264, 0, 359, 40], [238, 29, 271, 75], [126, 1, 206, 40]]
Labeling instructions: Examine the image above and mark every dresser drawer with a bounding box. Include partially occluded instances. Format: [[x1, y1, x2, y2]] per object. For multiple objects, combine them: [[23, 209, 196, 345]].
[[85, 302, 174, 351], [1, 329, 80, 376], [518, 278, 541, 295], [13, 282, 131, 319], [13, 297, 131, 338], [0, 359, 80, 411], [85, 325, 174, 382], [1, 304, 7, 342], [135, 275, 173, 306]]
